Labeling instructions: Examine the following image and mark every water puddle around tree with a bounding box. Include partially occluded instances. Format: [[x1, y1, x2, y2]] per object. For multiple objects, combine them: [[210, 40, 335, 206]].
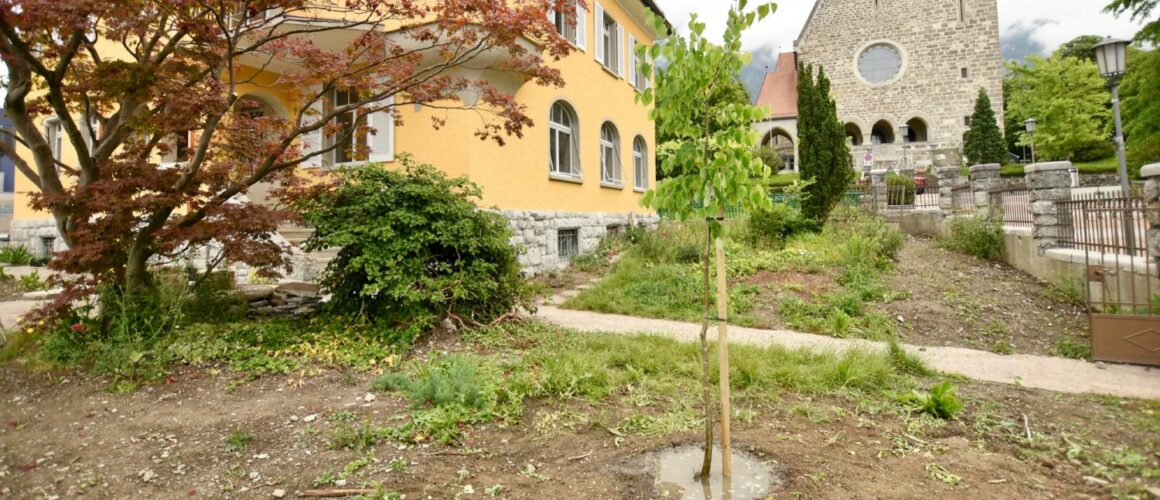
[[654, 445, 781, 499]]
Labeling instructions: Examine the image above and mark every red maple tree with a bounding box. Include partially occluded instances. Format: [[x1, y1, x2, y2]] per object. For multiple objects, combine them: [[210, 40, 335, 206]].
[[0, 0, 579, 319]]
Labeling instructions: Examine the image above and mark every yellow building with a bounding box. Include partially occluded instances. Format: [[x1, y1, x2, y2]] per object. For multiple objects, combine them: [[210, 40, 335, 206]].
[[9, 1, 667, 274]]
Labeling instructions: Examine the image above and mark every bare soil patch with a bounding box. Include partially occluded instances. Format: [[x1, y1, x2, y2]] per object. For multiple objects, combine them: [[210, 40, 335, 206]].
[[1, 361, 1155, 498], [880, 235, 1088, 356]]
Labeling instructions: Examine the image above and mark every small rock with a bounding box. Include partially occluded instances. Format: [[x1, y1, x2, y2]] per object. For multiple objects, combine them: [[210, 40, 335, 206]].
[[364, 393, 376, 403], [249, 471, 261, 482], [896, 315, 905, 323], [138, 468, 157, 483], [289, 415, 299, 422], [1095, 362, 1107, 370], [303, 414, 317, 423], [272, 489, 287, 498], [1082, 476, 1110, 487], [334, 479, 348, 487]]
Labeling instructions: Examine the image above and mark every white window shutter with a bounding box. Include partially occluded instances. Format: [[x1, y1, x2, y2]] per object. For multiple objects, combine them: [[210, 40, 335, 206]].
[[628, 35, 637, 87], [368, 98, 395, 162], [594, 4, 605, 65], [616, 24, 625, 78], [576, 3, 587, 51], [301, 90, 325, 168]]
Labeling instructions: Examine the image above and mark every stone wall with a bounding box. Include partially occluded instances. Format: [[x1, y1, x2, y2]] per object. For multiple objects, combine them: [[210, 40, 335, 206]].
[[9, 219, 66, 258], [502, 210, 660, 274], [796, 0, 1003, 151]]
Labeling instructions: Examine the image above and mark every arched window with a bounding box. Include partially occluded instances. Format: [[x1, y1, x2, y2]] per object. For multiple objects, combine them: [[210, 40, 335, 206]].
[[871, 120, 895, 144], [632, 136, 648, 190], [905, 118, 928, 143], [600, 122, 622, 186], [549, 101, 581, 178], [763, 129, 796, 171], [844, 123, 863, 146]]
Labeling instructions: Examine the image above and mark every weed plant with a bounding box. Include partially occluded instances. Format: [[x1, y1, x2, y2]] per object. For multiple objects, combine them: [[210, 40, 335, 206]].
[[941, 216, 1004, 261]]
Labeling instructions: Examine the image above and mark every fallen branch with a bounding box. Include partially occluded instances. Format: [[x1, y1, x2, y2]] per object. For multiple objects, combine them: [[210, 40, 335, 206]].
[[1022, 414, 1032, 441], [300, 489, 377, 498], [567, 451, 593, 461]]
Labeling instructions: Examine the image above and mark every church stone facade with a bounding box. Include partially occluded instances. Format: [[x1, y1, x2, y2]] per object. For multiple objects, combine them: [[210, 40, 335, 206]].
[[756, 0, 1004, 172]]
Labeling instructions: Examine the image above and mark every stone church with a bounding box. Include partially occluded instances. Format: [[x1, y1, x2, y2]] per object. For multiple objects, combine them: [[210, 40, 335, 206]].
[[755, 0, 1004, 173]]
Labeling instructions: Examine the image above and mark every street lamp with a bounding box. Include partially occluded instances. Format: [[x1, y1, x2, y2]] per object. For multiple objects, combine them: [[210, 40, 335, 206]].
[[1024, 118, 1037, 164], [1093, 36, 1131, 198]]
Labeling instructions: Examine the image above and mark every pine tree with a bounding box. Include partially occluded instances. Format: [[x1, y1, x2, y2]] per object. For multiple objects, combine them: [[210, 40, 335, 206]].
[[963, 88, 1008, 165], [799, 65, 854, 222]]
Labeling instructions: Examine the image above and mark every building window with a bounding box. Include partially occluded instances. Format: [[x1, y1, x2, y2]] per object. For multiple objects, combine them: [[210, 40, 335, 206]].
[[557, 228, 579, 259], [163, 131, 194, 164], [595, 4, 622, 76], [961, 67, 969, 78], [632, 136, 648, 190], [599, 122, 622, 186], [629, 37, 649, 92], [857, 43, 902, 84], [964, 116, 971, 126], [39, 236, 55, 259], [45, 119, 64, 163], [549, 101, 582, 179], [330, 89, 367, 165], [550, 1, 583, 46]]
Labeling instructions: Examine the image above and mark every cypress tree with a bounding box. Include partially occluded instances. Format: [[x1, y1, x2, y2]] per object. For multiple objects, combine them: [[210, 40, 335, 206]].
[[799, 65, 854, 222], [963, 88, 1008, 165]]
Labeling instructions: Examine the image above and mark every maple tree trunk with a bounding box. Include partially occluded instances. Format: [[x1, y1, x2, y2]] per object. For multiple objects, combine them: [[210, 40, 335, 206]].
[[699, 221, 714, 480], [715, 208, 732, 478]]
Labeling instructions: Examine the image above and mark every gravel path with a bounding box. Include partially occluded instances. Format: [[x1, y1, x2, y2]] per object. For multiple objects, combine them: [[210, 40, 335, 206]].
[[536, 304, 1160, 400]]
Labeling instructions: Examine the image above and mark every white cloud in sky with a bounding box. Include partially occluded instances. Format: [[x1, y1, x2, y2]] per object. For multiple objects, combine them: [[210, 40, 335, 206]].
[[651, 0, 1148, 55]]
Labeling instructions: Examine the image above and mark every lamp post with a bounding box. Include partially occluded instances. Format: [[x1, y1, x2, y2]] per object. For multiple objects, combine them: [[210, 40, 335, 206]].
[[898, 124, 910, 173], [1024, 118, 1037, 164], [1092, 36, 1131, 198]]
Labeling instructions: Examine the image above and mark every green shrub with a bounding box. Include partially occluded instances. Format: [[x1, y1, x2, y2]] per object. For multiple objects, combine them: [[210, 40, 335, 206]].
[[1056, 337, 1091, 359], [0, 245, 33, 265], [628, 223, 702, 264], [18, 271, 50, 292], [744, 204, 821, 247], [942, 216, 1005, 261], [299, 156, 530, 326], [900, 380, 963, 419], [886, 174, 916, 205]]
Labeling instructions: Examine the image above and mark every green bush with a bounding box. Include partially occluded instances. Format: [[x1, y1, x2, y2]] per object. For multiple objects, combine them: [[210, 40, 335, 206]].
[[299, 157, 530, 326], [744, 204, 821, 247], [942, 216, 1005, 261], [886, 174, 916, 205], [754, 145, 785, 172], [1072, 141, 1116, 163], [1128, 135, 1160, 177], [900, 380, 963, 419], [0, 245, 33, 265], [627, 223, 702, 264]]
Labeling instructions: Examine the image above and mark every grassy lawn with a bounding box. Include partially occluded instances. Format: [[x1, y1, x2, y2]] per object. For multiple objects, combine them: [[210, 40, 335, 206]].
[[2, 318, 1158, 497], [770, 171, 800, 187]]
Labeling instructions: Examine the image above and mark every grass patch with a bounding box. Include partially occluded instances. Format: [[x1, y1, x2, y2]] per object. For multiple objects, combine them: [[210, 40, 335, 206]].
[[770, 172, 801, 188], [941, 216, 1004, 261]]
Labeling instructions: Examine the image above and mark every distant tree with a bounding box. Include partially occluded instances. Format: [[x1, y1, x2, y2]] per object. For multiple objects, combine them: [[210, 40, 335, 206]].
[[1005, 55, 1111, 161], [963, 89, 1009, 165], [796, 64, 853, 223], [1105, 0, 1160, 45], [753, 145, 785, 172], [1121, 48, 1160, 171], [1056, 35, 1105, 63], [654, 75, 751, 179]]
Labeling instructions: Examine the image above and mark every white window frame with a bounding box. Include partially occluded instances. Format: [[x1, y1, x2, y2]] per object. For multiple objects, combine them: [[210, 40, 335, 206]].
[[632, 136, 648, 191], [599, 122, 622, 188], [326, 90, 395, 167], [629, 36, 650, 92], [548, 1, 586, 49], [160, 130, 195, 168], [45, 118, 63, 163], [595, 4, 622, 78], [549, 101, 582, 180]]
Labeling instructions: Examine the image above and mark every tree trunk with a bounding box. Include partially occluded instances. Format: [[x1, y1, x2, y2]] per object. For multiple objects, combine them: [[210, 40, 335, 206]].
[[699, 221, 714, 480], [715, 208, 732, 478]]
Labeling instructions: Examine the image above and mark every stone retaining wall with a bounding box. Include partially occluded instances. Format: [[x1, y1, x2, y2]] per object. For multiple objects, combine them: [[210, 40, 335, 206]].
[[501, 210, 660, 274]]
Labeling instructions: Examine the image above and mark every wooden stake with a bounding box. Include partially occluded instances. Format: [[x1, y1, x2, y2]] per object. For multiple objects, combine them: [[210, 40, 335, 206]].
[[714, 214, 732, 478]]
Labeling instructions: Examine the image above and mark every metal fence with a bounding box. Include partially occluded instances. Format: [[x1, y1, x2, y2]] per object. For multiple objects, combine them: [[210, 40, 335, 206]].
[[951, 185, 973, 213], [1056, 193, 1150, 258], [988, 187, 1032, 228]]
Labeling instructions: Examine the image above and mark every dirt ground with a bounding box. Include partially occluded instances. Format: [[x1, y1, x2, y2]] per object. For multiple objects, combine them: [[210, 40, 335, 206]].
[[739, 235, 1089, 357], [880, 236, 1089, 356], [1, 358, 1156, 499]]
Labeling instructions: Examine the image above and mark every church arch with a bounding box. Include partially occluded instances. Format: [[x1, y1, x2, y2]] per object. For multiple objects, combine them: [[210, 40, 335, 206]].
[[763, 128, 797, 171], [904, 117, 929, 143], [844, 123, 864, 146], [871, 120, 895, 144]]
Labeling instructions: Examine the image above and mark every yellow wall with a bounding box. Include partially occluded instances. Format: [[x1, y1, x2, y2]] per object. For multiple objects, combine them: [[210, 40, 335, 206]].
[[12, 0, 659, 222]]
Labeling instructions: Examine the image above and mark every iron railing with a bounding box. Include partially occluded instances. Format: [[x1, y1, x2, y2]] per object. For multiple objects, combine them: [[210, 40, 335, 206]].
[[988, 186, 1032, 228], [951, 185, 974, 213], [1056, 193, 1150, 258]]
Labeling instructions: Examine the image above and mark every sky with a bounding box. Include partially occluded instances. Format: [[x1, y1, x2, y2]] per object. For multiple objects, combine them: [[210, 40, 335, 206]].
[[650, 0, 1150, 97]]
